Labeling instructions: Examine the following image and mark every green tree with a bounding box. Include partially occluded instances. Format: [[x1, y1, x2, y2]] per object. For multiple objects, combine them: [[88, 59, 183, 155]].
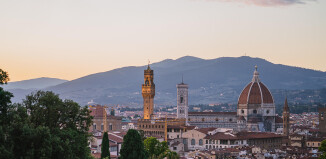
[[165, 150, 179, 159], [0, 69, 9, 84], [319, 139, 326, 159], [101, 132, 111, 159], [22, 91, 93, 158], [0, 86, 94, 158], [120, 129, 147, 159], [0, 69, 14, 158], [144, 137, 169, 158]]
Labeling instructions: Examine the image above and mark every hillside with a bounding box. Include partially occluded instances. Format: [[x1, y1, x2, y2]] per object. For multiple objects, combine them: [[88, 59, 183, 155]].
[[5, 56, 326, 105], [48, 56, 326, 105]]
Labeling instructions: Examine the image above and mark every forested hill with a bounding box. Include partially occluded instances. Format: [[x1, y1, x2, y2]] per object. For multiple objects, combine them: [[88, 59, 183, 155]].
[[6, 56, 326, 105]]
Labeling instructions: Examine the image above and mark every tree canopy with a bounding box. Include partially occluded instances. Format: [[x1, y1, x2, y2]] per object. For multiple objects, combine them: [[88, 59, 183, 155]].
[[319, 139, 326, 159], [0, 86, 93, 158], [120, 129, 148, 159], [144, 137, 168, 159], [0, 69, 9, 84]]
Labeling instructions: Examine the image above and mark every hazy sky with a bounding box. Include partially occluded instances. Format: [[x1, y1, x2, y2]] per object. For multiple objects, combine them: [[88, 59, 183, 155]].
[[1, 0, 325, 81]]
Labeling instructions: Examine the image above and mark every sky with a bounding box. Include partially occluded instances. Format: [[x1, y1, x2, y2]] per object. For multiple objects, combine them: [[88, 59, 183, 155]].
[[0, 0, 325, 82]]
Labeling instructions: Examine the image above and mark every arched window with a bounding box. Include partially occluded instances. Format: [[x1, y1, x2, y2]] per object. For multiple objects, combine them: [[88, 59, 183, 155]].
[[93, 123, 96, 131], [191, 139, 195, 145], [253, 109, 257, 114], [199, 139, 203, 145]]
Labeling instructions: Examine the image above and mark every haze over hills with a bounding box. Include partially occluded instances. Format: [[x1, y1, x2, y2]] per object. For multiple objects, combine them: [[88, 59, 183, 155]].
[[3, 77, 68, 90], [4, 56, 326, 105]]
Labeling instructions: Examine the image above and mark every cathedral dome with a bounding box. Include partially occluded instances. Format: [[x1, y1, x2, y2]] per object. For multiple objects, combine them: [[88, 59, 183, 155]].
[[238, 66, 274, 105]]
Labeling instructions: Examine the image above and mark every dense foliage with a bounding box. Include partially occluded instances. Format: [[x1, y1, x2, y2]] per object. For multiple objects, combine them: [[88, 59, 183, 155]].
[[120, 129, 147, 159], [101, 132, 111, 159], [319, 139, 326, 159], [144, 137, 168, 158], [0, 83, 93, 158]]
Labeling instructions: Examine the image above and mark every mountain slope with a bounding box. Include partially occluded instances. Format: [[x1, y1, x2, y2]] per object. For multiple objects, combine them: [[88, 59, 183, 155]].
[[47, 56, 326, 105], [5, 56, 326, 105], [3, 77, 68, 90]]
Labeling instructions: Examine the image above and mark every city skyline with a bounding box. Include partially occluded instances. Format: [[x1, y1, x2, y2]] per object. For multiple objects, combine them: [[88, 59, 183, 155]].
[[1, 0, 325, 81]]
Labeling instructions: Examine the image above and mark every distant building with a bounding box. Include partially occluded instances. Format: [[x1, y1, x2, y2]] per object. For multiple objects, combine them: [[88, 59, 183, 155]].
[[188, 112, 237, 129], [177, 78, 189, 124], [138, 64, 185, 140], [89, 105, 122, 132], [319, 107, 326, 133], [188, 66, 279, 132]]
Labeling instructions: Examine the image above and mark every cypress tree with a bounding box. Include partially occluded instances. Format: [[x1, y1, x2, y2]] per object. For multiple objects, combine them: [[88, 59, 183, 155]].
[[101, 132, 110, 159]]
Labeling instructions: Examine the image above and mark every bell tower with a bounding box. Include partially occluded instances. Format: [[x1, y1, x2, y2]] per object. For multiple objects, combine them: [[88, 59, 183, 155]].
[[177, 76, 188, 124], [283, 97, 290, 136], [142, 64, 155, 119]]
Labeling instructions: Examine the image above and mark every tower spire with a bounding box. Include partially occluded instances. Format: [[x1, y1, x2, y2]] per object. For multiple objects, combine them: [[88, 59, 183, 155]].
[[147, 59, 151, 70]]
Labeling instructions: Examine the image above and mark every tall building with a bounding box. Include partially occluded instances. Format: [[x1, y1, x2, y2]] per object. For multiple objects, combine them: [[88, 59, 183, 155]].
[[142, 64, 155, 119], [283, 97, 290, 136], [319, 108, 326, 133], [177, 78, 189, 124], [237, 66, 276, 132]]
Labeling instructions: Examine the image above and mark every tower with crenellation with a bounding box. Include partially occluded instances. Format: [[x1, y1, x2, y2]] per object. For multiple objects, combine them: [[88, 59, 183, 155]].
[[142, 64, 155, 119]]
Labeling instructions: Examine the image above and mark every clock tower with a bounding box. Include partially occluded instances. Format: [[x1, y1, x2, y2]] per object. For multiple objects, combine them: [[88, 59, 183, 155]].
[[142, 64, 155, 119]]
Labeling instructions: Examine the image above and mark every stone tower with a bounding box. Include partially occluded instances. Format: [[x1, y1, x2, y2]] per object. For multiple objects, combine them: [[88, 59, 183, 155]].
[[177, 77, 188, 124], [142, 64, 155, 119], [283, 97, 290, 136]]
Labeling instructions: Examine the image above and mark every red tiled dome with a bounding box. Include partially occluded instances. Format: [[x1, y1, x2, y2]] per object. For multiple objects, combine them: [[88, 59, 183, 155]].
[[238, 67, 274, 105]]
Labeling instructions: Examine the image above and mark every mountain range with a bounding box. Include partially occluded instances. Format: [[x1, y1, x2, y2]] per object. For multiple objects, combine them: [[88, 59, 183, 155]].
[[4, 56, 326, 106]]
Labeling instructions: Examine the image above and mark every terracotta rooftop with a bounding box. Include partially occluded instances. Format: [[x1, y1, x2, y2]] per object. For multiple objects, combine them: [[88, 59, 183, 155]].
[[188, 112, 237, 115], [196, 127, 217, 134], [238, 67, 274, 105], [89, 105, 122, 120]]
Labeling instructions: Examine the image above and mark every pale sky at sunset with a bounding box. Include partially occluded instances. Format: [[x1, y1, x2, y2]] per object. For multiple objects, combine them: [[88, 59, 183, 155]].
[[1, 0, 325, 82]]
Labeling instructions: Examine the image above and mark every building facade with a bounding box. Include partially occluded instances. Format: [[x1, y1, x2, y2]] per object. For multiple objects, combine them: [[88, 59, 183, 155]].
[[89, 105, 122, 132], [188, 112, 237, 129]]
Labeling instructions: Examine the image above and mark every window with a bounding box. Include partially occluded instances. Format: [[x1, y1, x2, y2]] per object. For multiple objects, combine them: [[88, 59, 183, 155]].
[[199, 139, 203, 145], [202, 118, 205, 122], [101, 124, 104, 131], [229, 118, 232, 122], [180, 96, 184, 103], [206, 140, 208, 144], [241, 109, 244, 114], [215, 118, 218, 121], [177, 135, 179, 138], [266, 110, 270, 114], [93, 124, 96, 130], [173, 147, 177, 150], [253, 109, 257, 114], [191, 139, 195, 145], [109, 124, 112, 130]]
